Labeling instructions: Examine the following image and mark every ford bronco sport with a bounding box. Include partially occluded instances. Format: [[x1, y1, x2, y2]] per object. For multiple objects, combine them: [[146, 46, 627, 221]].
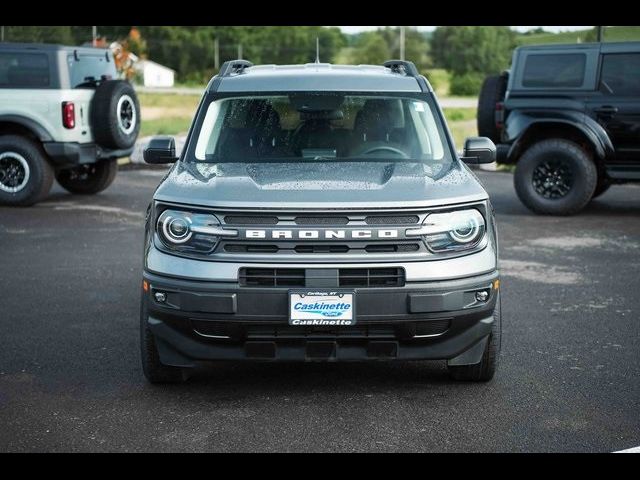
[[140, 60, 501, 383], [478, 42, 640, 215], [0, 43, 140, 206]]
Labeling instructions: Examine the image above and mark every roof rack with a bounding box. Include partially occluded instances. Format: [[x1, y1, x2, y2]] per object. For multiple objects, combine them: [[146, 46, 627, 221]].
[[219, 59, 253, 76], [383, 60, 419, 77]]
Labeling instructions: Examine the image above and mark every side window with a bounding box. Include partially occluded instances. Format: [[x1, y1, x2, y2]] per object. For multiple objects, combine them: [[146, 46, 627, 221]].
[[600, 53, 640, 96], [0, 52, 50, 88], [522, 53, 586, 88]]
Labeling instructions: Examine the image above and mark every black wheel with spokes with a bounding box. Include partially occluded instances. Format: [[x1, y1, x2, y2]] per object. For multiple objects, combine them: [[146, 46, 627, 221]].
[[514, 139, 597, 215], [0, 135, 53, 206], [532, 159, 574, 199]]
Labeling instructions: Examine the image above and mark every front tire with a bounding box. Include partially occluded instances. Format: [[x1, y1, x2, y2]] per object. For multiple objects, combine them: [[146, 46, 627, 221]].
[[448, 292, 502, 382], [55, 159, 118, 195], [514, 139, 597, 215], [140, 294, 188, 384], [0, 135, 53, 206]]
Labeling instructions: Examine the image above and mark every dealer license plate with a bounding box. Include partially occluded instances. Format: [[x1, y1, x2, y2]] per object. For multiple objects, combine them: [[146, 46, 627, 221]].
[[289, 291, 356, 326]]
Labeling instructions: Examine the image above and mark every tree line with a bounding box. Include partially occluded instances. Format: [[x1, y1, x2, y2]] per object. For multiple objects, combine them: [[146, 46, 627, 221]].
[[2, 26, 535, 94]]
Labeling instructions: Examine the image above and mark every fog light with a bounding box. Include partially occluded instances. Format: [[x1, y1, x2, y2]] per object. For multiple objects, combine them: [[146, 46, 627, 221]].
[[154, 292, 167, 303], [475, 290, 489, 302]]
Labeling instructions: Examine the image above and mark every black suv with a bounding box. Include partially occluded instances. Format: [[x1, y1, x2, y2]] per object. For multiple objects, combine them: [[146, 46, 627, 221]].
[[478, 42, 640, 215]]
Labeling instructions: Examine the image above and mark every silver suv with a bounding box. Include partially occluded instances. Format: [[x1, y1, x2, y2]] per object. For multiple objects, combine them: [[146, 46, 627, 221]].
[[0, 42, 140, 206], [140, 60, 501, 383]]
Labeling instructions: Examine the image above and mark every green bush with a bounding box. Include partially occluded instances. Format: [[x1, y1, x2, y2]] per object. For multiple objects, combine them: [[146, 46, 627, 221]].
[[450, 72, 484, 96], [424, 69, 450, 96]]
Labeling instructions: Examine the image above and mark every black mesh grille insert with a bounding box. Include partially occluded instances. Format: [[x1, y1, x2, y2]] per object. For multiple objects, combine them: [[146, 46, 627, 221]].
[[295, 216, 350, 225], [365, 244, 420, 253], [239, 268, 305, 287], [225, 244, 279, 253], [224, 216, 279, 225], [414, 319, 451, 336], [338, 268, 405, 287], [365, 215, 420, 225]]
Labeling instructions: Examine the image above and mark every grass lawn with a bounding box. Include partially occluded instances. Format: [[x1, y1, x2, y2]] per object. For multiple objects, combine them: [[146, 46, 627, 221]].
[[138, 92, 201, 110], [138, 92, 201, 137], [140, 117, 193, 137], [442, 108, 477, 148]]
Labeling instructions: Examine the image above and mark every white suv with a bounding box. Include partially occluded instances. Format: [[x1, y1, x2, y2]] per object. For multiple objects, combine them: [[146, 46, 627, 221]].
[[0, 42, 140, 206]]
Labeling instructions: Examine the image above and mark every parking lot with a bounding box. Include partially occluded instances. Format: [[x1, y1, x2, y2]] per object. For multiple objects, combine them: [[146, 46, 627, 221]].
[[0, 167, 639, 452]]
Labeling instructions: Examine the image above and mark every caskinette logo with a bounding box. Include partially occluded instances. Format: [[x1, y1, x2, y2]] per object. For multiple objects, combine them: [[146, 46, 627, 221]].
[[293, 301, 352, 317], [291, 319, 354, 326]]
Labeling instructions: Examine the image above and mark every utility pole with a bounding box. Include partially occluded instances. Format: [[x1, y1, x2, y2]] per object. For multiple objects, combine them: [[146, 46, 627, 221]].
[[92, 26, 97, 46], [238, 44, 243, 60], [214, 38, 220, 70], [399, 26, 405, 60], [596, 26, 604, 42], [1, 26, 4, 42]]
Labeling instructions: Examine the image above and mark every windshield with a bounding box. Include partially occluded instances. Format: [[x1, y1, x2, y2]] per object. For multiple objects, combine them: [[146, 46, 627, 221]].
[[192, 93, 452, 166]]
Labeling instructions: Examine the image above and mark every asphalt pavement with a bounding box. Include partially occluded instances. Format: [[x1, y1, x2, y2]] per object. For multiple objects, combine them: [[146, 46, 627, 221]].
[[1, 168, 639, 452]]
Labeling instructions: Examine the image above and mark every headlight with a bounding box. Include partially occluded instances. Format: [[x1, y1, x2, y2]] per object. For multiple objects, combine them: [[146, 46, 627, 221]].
[[156, 209, 237, 255], [406, 209, 486, 253]]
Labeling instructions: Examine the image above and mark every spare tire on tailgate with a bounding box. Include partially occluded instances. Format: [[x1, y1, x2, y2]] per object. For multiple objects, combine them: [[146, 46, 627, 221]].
[[477, 73, 508, 143], [90, 80, 140, 149]]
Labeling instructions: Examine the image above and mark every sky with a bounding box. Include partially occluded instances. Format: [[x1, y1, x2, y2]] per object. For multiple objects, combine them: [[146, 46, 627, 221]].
[[334, 26, 593, 34]]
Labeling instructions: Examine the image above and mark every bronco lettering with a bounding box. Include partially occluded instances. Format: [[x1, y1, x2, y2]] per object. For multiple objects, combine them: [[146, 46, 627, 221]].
[[241, 229, 400, 240]]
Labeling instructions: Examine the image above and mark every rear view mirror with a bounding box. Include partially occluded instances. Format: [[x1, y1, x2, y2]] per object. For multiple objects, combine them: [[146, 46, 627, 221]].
[[144, 136, 178, 164], [461, 137, 496, 165]]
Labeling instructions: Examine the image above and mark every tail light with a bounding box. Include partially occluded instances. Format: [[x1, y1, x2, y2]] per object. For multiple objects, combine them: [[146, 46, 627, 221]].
[[494, 101, 505, 130], [62, 102, 75, 129]]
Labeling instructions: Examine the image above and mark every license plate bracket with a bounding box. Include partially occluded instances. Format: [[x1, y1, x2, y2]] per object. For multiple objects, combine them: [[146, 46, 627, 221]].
[[289, 290, 356, 326]]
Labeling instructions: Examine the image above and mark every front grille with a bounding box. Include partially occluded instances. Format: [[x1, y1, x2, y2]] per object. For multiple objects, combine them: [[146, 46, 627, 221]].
[[216, 210, 429, 258], [223, 243, 421, 255], [239, 268, 305, 287], [339, 268, 405, 287], [238, 267, 405, 288]]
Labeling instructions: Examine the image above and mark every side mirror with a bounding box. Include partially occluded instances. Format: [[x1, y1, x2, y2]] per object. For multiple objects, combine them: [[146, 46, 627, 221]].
[[143, 136, 178, 164], [461, 137, 496, 165]]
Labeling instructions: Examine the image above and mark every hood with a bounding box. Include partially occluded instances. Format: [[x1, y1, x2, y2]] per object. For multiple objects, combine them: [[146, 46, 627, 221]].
[[153, 161, 488, 209]]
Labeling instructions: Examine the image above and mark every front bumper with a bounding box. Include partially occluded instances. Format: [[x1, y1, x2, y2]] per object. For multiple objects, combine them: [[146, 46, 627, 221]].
[[43, 142, 134, 167], [143, 269, 500, 366]]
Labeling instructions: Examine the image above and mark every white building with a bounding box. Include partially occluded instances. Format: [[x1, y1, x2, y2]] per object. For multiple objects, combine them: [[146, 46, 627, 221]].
[[134, 59, 175, 88]]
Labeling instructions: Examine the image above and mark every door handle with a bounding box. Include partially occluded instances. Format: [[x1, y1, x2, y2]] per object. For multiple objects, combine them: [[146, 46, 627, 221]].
[[594, 106, 619, 115]]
